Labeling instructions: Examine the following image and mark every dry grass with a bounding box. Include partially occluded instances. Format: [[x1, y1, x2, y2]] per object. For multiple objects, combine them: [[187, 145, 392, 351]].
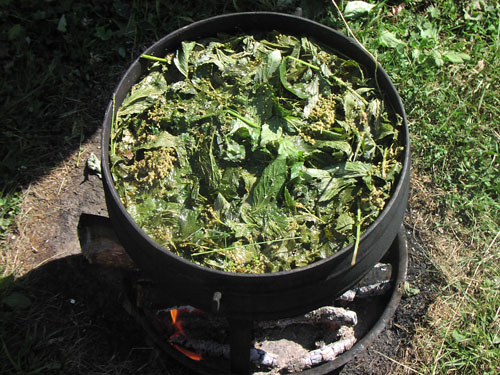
[[397, 169, 500, 374], [0, 136, 101, 276]]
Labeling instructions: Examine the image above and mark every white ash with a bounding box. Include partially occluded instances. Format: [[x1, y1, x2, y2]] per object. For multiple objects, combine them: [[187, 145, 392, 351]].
[[337, 281, 392, 302], [281, 327, 356, 373], [337, 263, 393, 302]]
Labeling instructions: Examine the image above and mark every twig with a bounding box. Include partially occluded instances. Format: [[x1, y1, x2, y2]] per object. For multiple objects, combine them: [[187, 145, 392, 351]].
[[372, 349, 424, 375], [141, 54, 168, 63], [258, 306, 358, 329], [191, 236, 302, 256], [351, 202, 362, 266], [225, 109, 260, 129]]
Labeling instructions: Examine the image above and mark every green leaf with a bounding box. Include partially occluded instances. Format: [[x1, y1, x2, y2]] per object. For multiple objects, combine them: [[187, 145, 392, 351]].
[[379, 30, 406, 49], [260, 123, 282, 148], [335, 212, 355, 232], [119, 72, 167, 116], [284, 186, 296, 211], [178, 209, 201, 240], [252, 157, 288, 206], [344, 1, 376, 20], [452, 329, 468, 343], [442, 51, 471, 64], [431, 50, 444, 67], [279, 57, 309, 99], [57, 14, 67, 33], [2, 292, 31, 310], [196, 131, 221, 195], [318, 176, 342, 202], [95, 26, 113, 41], [419, 22, 439, 41], [277, 137, 301, 161], [315, 140, 352, 155], [344, 161, 373, 176], [222, 138, 246, 162], [174, 41, 196, 78], [8, 24, 25, 40], [256, 49, 282, 83]]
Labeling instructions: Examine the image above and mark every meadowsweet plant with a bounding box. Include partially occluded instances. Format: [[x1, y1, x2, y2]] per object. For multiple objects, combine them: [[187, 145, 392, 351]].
[[111, 31, 403, 273]]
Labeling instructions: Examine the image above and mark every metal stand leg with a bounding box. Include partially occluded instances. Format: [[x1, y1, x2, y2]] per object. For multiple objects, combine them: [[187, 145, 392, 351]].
[[228, 318, 253, 375]]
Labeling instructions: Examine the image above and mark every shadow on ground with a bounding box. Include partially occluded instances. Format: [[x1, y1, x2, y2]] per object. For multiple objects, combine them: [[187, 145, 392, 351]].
[[1, 223, 443, 375]]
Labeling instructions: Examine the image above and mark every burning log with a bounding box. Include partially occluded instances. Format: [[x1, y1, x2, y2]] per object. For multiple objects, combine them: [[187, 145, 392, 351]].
[[162, 305, 357, 370], [168, 335, 279, 367], [257, 306, 357, 329]]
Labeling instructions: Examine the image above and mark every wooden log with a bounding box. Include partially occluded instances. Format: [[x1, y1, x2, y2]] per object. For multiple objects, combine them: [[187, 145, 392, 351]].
[[78, 214, 136, 269], [258, 306, 357, 329], [337, 281, 392, 302]]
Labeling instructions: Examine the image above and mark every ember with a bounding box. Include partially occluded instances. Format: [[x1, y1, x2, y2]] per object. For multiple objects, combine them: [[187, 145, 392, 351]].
[[138, 261, 395, 373], [168, 308, 203, 361]]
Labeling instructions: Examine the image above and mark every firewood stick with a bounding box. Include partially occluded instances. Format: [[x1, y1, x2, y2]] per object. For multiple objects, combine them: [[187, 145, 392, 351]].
[[257, 306, 357, 329], [337, 281, 392, 302]]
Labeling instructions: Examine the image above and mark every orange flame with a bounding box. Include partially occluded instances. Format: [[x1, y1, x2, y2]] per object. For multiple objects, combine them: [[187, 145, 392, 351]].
[[168, 308, 203, 361], [170, 309, 178, 324], [171, 343, 203, 361]]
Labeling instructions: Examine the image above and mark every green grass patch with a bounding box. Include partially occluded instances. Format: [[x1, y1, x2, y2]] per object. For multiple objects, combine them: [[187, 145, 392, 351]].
[[316, 0, 500, 373]]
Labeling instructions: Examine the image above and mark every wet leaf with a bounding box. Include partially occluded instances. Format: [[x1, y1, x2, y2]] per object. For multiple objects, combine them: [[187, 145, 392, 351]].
[[174, 41, 196, 78], [252, 157, 288, 207], [111, 31, 403, 273], [256, 49, 282, 83]]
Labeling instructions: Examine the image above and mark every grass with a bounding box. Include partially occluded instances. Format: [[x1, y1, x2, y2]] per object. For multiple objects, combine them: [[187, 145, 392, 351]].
[[323, 1, 500, 373], [1, 0, 500, 374]]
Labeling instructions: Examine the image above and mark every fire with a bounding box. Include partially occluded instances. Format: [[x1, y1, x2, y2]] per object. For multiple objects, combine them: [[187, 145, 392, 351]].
[[171, 343, 203, 361], [168, 308, 202, 361], [170, 309, 178, 324]]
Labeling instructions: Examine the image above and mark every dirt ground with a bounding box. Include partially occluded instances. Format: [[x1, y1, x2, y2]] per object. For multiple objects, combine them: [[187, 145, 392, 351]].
[[3, 129, 440, 375]]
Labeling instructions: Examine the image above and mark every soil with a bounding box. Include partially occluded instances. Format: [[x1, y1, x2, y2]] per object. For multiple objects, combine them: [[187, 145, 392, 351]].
[[4, 129, 442, 374]]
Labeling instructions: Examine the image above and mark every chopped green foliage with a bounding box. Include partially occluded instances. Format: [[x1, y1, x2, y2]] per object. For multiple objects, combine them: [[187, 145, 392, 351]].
[[111, 32, 403, 273]]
